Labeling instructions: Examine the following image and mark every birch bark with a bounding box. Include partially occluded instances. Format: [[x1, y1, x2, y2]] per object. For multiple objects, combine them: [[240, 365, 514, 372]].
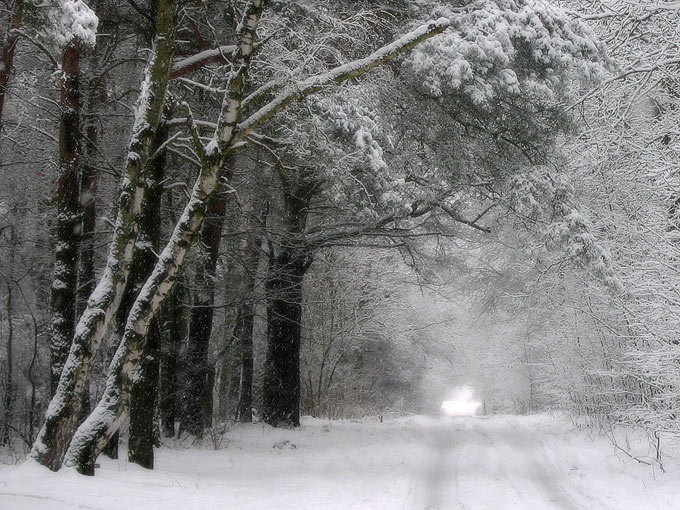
[[30, 0, 178, 471]]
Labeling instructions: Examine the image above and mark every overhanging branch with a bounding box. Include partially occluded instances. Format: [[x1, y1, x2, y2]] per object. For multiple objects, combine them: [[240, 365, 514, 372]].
[[232, 17, 451, 144]]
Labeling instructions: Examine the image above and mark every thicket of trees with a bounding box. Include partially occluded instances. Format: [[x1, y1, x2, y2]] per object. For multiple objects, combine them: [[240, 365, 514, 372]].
[[1, 0, 678, 476]]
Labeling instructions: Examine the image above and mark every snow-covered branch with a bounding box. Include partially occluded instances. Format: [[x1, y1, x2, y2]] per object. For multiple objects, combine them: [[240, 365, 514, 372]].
[[233, 17, 451, 143], [55, 0, 98, 48], [170, 45, 236, 79]]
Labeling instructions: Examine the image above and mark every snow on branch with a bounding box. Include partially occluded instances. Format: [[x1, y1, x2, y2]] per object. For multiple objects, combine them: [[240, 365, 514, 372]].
[[55, 0, 98, 48], [507, 169, 623, 293], [234, 17, 451, 143], [170, 45, 237, 79]]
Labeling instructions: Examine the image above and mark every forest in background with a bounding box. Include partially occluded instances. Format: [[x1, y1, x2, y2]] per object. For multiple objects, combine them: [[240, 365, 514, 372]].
[[0, 0, 678, 476]]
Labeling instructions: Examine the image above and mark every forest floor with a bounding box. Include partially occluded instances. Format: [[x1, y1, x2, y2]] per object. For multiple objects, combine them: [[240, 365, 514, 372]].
[[1, 413, 679, 509]]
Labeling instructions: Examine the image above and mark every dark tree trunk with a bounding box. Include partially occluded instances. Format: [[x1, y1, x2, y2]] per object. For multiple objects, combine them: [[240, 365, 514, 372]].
[[263, 252, 310, 426], [2, 279, 13, 445], [223, 313, 242, 418], [127, 118, 167, 468], [181, 188, 229, 437], [0, 0, 23, 129], [159, 276, 186, 438], [77, 61, 107, 318], [128, 318, 161, 468], [234, 306, 254, 422], [235, 199, 267, 423], [49, 40, 82, 395], [262, 173, 316, 427]]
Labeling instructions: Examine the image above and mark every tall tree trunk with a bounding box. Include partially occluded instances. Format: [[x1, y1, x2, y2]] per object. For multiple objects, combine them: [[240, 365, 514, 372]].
[[2, 279, 13, 445], [235, 198, 267, 423], [159, 274, 186, 438], [262, 175, 315, 427], [262, 251, 311, 427], [127, 118, 167, 468], [76, 27, 110, 423], [181, 188, 229, 437], [216, 309, 238, 421], [234, 306, 254, 422], [49, 39, 82, 395], [31, 0, 178, 472], [0, 0, 23, 129]]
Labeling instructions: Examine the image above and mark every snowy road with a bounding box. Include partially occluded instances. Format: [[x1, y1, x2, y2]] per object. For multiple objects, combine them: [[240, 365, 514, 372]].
[[415, 417, 596, 510], [1, 414, 677, 510]]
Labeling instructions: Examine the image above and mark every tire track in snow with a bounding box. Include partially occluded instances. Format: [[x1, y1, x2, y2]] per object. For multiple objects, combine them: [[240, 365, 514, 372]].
[[484, 421, 582, 510], [414, 420, 462, 510], [0, 492, 100, 509], [415, 417, 616, 510]]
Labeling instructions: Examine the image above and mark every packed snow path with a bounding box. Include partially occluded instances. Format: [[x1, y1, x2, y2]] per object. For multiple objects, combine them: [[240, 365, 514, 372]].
[[1, 415, 678, 509], [416, 418, 590, 509]]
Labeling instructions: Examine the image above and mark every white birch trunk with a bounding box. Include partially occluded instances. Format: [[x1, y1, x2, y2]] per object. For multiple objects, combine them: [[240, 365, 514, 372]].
[[30, 0, 179, 471], [63, 0, 267, 473]]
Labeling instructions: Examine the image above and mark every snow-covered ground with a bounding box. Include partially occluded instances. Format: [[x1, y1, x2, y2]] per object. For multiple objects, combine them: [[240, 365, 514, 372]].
[[1, 414, 679, 509]]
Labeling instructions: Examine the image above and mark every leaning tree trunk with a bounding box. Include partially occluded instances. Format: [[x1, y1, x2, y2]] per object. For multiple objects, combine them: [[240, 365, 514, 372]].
[[30, 0, 178, 471], [181, 187, 229, 437], [0, 0, 23, 129], [262, 175, 315, 427], [49, 39, 82, 395]]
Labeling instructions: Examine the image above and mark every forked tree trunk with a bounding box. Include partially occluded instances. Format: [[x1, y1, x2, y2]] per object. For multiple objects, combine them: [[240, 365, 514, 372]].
[[49, 39, 82, 395], [30, 0, 178, 471]]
